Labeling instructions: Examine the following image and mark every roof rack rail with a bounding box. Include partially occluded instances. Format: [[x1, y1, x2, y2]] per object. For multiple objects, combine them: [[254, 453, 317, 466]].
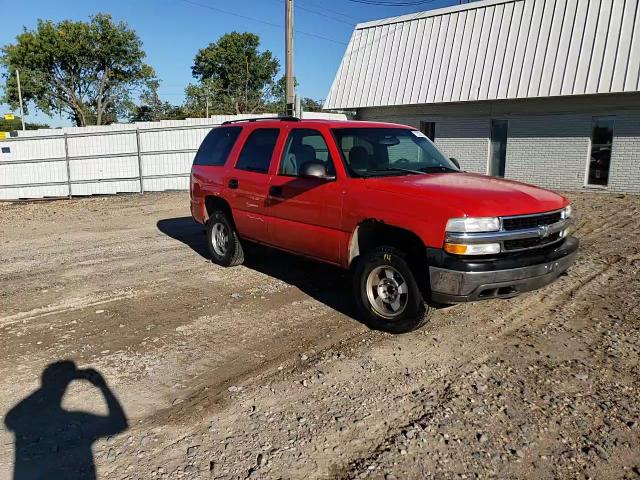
[[222, 116, 300, 125]]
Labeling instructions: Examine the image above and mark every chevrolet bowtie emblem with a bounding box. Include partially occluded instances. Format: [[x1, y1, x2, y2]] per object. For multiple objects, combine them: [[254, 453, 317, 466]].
[[538, 225, 551, 239]]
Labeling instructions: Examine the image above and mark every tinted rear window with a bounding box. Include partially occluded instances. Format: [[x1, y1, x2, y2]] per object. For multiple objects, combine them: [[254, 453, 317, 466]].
[[193, 127, 241, 166], [236, 128, 280, 174]]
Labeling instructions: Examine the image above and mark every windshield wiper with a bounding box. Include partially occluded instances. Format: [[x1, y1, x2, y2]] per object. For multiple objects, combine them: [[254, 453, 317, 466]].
[[419, 166, 460, 173], [365, 167, 426, 176]]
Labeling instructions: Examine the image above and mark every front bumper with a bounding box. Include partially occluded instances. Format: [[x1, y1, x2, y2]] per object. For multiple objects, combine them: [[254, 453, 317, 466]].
[[428, 237, 579, 303]]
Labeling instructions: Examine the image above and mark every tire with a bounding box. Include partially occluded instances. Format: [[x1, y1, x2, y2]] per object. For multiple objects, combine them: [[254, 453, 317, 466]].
[[206, 210, 244, 267], [353, 246, 431, 334]]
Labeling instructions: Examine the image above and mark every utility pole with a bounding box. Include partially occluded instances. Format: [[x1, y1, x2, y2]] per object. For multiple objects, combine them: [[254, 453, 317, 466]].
[[285, 0, 295, 117], [16, 69, 26, 131]]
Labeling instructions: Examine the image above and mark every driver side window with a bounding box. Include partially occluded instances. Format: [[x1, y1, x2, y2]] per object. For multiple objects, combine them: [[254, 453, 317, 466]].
[[279, 129, 335, 177]]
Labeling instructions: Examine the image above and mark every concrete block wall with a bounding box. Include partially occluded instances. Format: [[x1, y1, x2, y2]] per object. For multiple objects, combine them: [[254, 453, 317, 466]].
[[608, 110, 640, 194], [505, 114, 591, 191], [357, 101, 640, 194], [434, 119, 489, 175]]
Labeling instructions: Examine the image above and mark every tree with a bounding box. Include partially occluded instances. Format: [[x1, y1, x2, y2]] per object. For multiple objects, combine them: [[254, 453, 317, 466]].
[[301, 97, 323, 112], [190, 32, 279, 114], [265, 76, 323, 113], [183, 78, 226, 117], [0, 116, 49, 132], [129, 80, 186, 122], [1, 14, 156, 127]]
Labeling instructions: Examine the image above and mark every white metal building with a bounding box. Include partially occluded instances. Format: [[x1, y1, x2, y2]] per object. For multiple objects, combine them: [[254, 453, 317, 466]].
[[325, 0, 640, 193]]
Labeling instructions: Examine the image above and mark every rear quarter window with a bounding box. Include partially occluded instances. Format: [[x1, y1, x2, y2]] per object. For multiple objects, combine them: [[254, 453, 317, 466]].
[[193, 127, 242, 166]]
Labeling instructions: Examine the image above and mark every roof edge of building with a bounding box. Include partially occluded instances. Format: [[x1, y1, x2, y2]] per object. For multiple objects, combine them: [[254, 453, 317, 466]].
[[356, 0, 518, 30]]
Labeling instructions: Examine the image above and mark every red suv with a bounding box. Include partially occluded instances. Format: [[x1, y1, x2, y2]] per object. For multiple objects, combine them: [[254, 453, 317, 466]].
[[190, 117, 578, 333]]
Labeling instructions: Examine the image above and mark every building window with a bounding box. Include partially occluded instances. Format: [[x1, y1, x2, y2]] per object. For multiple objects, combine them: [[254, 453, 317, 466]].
[[1, 147, 10, 154], [420, 121, 436, 142], [489, 119, 508, 177], [587, 116, 615, 187]]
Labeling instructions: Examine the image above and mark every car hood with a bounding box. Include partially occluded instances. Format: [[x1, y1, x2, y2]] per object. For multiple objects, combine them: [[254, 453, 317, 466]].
[[363, 172, 568, 217]]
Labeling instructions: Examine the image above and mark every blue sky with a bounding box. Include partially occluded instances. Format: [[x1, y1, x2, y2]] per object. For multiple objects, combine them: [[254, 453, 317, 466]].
[[0, 0, 461, 127]]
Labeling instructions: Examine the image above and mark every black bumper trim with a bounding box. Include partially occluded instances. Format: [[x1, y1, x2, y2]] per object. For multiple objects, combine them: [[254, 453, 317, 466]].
[[427, 237, 579, 303], [426, 237, 579, 273]]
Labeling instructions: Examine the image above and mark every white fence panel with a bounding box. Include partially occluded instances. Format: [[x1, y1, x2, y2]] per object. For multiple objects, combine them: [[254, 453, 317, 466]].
[[71, 180, 141, 197], [0, 113, 347, 201], [0, 160, 68, 187], [142, 152, 194, 177], [69, 156, 140, 181], [143, 176, 190, 192], [0, 184, 69, 200]]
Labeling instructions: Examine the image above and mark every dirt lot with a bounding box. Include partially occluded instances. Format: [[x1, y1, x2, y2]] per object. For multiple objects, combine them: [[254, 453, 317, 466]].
[[1, 191, 639, 480]]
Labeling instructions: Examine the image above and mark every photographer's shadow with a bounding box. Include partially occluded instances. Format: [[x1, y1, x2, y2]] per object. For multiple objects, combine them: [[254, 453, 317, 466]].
[[4, 361, 128, 480]]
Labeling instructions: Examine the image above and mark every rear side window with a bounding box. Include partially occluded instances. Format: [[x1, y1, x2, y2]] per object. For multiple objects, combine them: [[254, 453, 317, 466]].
[[236, 128, 280, 174], [193, 127, 241, 166]]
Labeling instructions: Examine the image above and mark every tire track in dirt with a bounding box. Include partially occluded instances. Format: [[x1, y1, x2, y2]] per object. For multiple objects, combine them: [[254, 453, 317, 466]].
[[338, 254, 637, 479]]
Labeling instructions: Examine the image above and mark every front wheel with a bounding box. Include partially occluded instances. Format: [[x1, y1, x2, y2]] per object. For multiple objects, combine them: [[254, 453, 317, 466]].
[[206, 211, 244, 267], [353, 247, 431, 334]]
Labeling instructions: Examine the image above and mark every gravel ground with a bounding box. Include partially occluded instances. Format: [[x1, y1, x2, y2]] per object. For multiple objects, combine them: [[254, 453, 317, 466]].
[[0, 191, 639, 480]]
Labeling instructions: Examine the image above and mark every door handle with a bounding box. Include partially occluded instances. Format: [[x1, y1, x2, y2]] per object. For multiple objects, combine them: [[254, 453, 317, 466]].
[[228, 178, 239, 189], [269, 185, 283, 197]]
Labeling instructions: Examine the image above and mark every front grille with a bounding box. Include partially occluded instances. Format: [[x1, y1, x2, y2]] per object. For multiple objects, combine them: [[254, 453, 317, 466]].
[[503, 232, 561, 251], [502, 211, 562, 231]]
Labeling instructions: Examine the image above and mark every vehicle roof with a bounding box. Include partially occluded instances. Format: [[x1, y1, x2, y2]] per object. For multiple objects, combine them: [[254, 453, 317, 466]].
[[220, 118, 413, 129]]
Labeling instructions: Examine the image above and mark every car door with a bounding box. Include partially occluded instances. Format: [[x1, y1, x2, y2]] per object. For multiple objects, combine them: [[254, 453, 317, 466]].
[[226, 127, 282, 243], [265, 127, 345, 264]]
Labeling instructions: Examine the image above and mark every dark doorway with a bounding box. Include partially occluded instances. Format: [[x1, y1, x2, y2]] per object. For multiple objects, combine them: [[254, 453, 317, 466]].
[[4, 361, 128, 480], [489, 119, 508, 177], [420, 121, 436, 142], [587, 116, 615, 187]]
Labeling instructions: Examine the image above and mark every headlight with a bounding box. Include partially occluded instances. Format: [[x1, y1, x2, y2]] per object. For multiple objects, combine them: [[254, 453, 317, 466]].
[[562, 204, 572, 219], [443, 242, 501, 255], [444, 217, 501, 255], [445, 217, 500, 233]]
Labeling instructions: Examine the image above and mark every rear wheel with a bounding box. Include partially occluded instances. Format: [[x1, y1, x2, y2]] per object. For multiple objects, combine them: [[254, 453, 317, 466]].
[[353, 247, 431, 334], [206, 211, 244, 267]]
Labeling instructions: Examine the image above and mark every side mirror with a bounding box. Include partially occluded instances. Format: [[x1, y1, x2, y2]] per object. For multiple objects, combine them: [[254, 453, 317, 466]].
[[299, 161, 335, 180], [450, 157, 461, 169]]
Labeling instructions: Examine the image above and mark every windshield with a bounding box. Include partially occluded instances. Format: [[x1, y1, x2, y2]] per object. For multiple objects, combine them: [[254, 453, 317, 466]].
[[332, 128, 459, 177]]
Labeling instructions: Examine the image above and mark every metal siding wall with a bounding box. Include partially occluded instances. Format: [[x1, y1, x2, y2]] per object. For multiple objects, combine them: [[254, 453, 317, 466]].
[[325, 0, 640, 109], [416, 16, 441, 104]]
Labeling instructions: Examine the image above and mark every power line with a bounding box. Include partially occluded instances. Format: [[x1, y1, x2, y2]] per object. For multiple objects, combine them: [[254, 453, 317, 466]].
[[293, 2, 356, 26], [297, 0, 361, 21], [344, 0, 440, 5], [179, 0, 347, 45], [267, 0, 355, 27]]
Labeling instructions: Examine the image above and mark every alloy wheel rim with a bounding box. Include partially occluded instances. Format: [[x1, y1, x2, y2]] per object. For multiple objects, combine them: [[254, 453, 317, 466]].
[[365, 265, 409, 319], [211, 222, 229, 256]]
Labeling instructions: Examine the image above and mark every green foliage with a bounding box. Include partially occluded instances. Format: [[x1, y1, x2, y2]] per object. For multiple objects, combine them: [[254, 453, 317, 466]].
[[129, 103, 186, 122], [0, 116, 49, 132], [188, 32, 279, 114], [301, 97, 323, 112], [264, 76, 323, 113], [1, 13, 156, 126], [129, 80, 187, 122]]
